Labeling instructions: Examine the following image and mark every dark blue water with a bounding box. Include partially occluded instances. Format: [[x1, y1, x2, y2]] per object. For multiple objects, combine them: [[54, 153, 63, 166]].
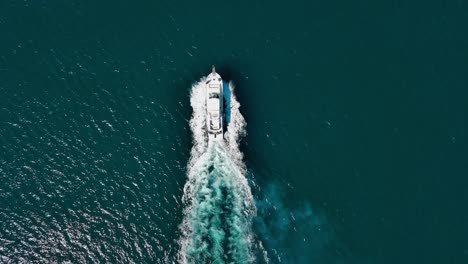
[[1, 0, 467, 263]]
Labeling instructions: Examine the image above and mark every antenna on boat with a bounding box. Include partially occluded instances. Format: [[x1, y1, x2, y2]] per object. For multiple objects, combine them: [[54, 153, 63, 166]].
[[212, 65, 216, 73]]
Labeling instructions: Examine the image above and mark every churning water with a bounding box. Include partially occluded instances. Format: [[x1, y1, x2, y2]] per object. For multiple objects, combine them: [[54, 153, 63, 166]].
[[178, 79, 256, 263]]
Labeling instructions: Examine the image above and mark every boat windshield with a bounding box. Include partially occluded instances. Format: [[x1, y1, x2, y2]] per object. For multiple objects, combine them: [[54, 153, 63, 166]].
[[209, 92, 219, 99]]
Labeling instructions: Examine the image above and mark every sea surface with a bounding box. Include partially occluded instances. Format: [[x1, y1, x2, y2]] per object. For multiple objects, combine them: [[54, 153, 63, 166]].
[[1, 0, 467, 263]]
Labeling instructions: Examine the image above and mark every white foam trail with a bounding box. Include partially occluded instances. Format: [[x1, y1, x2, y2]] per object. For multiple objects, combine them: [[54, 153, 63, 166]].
[[178, 78, 255, 263], [224, 81, 247, 169], [187, 78, 209, 163]]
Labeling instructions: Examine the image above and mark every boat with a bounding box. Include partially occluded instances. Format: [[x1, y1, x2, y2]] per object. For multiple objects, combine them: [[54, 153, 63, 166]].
[[205, 66, 223, 141]]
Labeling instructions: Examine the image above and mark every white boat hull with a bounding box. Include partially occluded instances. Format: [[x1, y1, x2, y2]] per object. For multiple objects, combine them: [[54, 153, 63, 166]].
[[205, 67, 223, 142]]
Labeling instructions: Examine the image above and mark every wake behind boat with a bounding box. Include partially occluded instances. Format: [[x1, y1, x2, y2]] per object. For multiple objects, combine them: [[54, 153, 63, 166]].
[[205, 66, 224, 141]]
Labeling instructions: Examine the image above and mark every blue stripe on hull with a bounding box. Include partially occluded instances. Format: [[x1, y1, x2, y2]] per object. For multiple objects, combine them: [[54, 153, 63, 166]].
[[223, 81, 231, 125]]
